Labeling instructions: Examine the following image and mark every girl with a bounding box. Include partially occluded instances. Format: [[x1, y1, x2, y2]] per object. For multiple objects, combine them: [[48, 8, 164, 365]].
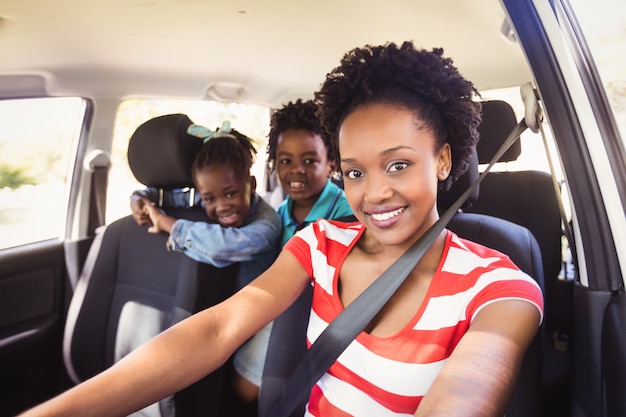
[[20, 42, 542, 417], [143, 122, 282, 292], [143, 122, 282, 406]]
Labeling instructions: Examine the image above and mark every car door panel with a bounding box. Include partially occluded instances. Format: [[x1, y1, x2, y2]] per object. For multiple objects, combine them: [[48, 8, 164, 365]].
[[602, 291, 626, 417], [0, 240, 69, 417]]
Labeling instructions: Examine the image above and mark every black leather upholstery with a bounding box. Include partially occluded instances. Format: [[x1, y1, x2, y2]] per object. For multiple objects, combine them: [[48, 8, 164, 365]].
[[63, 114, 238, 417]]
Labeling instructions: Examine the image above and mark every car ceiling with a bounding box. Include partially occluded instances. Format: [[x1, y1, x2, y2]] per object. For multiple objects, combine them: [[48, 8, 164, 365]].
[[0, 0, 532, 107]]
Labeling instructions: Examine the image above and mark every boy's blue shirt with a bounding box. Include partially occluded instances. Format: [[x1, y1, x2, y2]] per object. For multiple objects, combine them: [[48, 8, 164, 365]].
[[168, 192, 282, 290], [277, 179, 353, 247]]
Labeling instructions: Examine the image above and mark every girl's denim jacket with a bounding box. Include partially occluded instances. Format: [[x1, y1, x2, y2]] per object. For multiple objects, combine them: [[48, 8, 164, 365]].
[[168, 193, 282, 289]]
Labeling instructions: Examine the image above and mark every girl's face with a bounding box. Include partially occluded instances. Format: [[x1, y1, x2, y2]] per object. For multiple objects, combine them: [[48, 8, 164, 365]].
[[194, 163, 255, 228], [339, 103, 451, 249], [275, 128, 333, 208]]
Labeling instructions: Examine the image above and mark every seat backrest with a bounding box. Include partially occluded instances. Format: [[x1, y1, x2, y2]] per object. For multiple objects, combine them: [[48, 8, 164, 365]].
[[259, 145, 545, 417], [63, 114, 238, 417], [467, 99, 564, 334]]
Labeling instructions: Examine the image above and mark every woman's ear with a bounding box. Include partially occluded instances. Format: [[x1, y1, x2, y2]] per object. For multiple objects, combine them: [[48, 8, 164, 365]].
[[437, 143, 452, 181]]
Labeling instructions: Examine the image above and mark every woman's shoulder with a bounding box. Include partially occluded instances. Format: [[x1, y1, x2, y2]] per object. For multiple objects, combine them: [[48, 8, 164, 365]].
[[299, 217, 364, 246]]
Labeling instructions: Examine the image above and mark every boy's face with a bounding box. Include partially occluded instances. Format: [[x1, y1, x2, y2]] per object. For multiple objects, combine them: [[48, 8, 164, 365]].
[[275, 129, 333, 208], [195, 163, 255, 228], [338, 103, 451, 249]]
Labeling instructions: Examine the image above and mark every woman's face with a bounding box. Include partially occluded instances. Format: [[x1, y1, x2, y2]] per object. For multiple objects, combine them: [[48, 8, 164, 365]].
[[275, 128, 333, 209], [194, 163, 255, 228], [338, 103, 451, 249]]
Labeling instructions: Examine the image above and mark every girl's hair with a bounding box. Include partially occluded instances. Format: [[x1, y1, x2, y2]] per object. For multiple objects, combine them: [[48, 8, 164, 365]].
[[314, 41, 482, 191], [266, 99, 338, 172], [191, 128, 257, 182]]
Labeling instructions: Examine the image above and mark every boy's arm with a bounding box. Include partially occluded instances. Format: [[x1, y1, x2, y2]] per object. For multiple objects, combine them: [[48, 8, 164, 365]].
[[18, 249, 309, 417]]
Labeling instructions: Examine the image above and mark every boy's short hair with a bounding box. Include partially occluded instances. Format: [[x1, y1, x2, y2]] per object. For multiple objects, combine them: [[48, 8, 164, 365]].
[[266, 99, 338, 172]]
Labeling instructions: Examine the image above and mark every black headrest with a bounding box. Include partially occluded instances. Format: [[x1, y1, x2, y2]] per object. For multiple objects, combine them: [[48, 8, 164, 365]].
[[127, 114, 202, 189], [437, 147, 479, 213], [476, 100, 521, 164]]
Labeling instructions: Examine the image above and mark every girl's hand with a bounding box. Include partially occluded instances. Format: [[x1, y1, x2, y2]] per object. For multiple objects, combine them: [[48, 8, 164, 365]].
[[144, 204, 175, 234]]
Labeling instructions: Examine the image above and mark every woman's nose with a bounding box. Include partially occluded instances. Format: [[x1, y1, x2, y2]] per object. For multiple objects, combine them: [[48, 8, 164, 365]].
[[364, 174, 393, 203]]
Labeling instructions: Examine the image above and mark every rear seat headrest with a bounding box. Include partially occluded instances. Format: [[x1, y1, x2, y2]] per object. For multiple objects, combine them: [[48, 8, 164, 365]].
[[127, 113, 202, 189], [477, 100, 521, 164], [437, 146, 479, 213]]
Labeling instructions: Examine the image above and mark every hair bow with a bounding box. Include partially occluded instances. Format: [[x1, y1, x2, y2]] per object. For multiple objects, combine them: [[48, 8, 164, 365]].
[[187, 120, 235, 143]]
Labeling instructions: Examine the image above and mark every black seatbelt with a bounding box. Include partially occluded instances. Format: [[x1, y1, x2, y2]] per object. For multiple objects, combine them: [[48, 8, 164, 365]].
[[262, 119, 530, 417], [87, 164, 109, 236], [521, 82, 578, 270], [66, 150, 110, 290]]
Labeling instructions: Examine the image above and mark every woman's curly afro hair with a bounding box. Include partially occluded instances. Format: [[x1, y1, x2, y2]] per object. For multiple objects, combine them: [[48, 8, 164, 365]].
[[266, 98, 337, 172], [314, 41, 482, 191]]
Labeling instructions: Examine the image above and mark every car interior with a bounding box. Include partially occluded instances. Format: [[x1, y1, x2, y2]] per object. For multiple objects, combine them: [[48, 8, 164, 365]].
[[0, 0, 624, 417]]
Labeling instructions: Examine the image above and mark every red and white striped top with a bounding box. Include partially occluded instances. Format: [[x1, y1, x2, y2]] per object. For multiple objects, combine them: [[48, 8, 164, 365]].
[[284, 218, 544, 417]]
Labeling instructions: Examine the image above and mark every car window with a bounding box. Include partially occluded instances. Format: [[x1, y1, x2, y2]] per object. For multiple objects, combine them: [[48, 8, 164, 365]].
[[0, 97, 86, 249], [106, 99, 271, 223], [569, 0, 626, 141]]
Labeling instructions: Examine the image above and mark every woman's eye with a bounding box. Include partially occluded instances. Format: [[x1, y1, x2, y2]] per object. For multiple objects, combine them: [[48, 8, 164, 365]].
[[304, 158, 318, 165], [203, 197, 215, 204], [345, 169, 362, 180], [388, 161, 408, 172], [279, 158, 291, 165]]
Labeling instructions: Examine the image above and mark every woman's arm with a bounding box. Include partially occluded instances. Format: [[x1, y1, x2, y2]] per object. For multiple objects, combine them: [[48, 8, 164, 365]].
[[415, 299, 541, 417], [18, 250, 309, 417]]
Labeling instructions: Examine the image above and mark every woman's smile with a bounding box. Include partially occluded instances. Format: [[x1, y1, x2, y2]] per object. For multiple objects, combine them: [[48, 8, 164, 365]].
[[366, 206, 406, 226]]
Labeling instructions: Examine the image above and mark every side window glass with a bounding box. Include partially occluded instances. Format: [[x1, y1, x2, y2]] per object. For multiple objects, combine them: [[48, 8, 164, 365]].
[[569, 0, 626, 140], [106, 99, 271, 223], [0, 97, 86, 249]]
